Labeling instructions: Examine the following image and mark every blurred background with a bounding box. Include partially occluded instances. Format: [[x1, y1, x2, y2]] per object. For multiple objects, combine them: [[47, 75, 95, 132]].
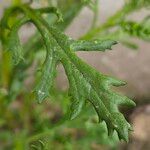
[[0, 0, 150, 149]]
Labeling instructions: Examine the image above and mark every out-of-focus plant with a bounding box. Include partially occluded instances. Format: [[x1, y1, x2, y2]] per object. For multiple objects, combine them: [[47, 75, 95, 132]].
[[0, 0, 149, 149]]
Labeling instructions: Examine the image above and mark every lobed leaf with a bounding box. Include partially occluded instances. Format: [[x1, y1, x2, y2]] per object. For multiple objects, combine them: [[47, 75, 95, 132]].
[[1, 4, 136, 142], [47, 26, 136, 141]]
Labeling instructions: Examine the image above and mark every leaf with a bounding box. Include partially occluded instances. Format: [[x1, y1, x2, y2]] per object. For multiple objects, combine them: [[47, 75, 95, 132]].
[[41, 24, 135, 141], [1, 4, 136, 142], [4, 17, 29, 64], [70, 39, 117, 51], [7, 29, 24, 65], [120, 20, 150, 41], [34, 53, 57, 103]]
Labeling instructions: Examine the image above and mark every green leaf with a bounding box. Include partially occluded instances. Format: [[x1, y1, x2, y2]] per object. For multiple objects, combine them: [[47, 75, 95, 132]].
[[7, 27, 24, 64], [39, 24, 135, 141], [34, 53, 57, 103], [120, 20, 150, 41], [1, 4, 136, 142], [3, 17, 29, 64], [70, 39, 117, 51]]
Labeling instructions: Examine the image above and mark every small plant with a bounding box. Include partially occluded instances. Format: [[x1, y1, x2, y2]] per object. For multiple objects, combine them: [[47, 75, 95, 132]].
[[0, 0, 149, 149]]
